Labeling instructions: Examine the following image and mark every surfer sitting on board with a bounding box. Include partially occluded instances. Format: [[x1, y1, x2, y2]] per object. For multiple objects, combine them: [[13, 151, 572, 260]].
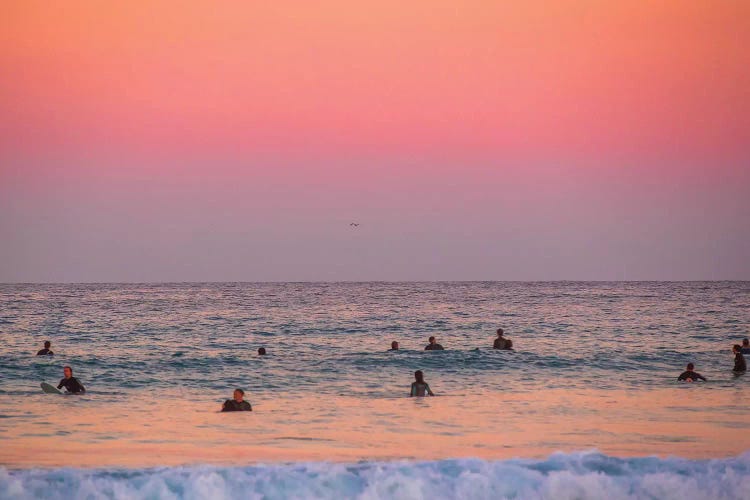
[[409, 370, 435, 397], [36, 340, 53, 356], [221, 388, 252, 411], [58, 366, 86, 394], [677, 363, 706, 382], [493, 329, 513, 350]]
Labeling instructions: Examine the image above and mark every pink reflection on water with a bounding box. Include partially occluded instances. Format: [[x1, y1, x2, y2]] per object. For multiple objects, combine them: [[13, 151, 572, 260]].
[[1, 386, 748, 467]]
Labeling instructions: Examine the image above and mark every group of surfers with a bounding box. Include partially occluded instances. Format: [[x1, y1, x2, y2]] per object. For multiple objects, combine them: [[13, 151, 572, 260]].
[[677, 339, 749, 382], [387, 328, 514, 352], [34, 332, 749, 411]]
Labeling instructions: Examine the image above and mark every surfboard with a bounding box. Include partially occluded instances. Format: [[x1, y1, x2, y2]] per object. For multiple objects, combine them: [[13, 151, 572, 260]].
[[41, 382, 62, 394]]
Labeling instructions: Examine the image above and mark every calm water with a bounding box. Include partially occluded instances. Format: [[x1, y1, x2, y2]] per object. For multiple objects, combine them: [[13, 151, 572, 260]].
[[1, 282, 749, 499]]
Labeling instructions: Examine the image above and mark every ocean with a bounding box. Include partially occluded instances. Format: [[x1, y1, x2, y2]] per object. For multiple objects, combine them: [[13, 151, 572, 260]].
[[1, 282, 749, 499]]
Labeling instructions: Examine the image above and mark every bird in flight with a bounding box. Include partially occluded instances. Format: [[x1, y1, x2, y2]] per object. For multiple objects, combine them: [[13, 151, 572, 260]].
[[350, 223, 360, 227]]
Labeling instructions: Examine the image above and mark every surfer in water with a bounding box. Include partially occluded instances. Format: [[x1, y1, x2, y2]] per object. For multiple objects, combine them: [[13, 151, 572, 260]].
[[222, 388, 252, 411], [677, 363, 706, 382], [409, 370, 435, 397], [424, 336, 444, 351], [741, 338, 750, 355], [36, 340, 53, 356], [493, 329, 513, 350], [258, 347, 267, 355], [733, 345, 747, 373], [57, 366, 85, 394], [389, 341, 399, 351]]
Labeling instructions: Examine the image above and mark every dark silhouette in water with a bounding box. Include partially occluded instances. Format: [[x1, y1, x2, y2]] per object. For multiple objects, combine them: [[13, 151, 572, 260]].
[[677, 363, 706, 382], [410, 370, 435, 397], [36, 340, 53, 356], [424, 336, 444, 351], [493, 329, 513, 350], [58, 366, 85, 394], [258, 347, 267, 355], [733, 345, 747, 373], [222, 388, 252, 411], [389, 341, 399, 351], [741, 338, 750, 355]]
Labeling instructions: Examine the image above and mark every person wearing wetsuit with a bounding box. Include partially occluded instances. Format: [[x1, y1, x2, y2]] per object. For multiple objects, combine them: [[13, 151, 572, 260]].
[[57, 366, 85, 394], [36, 341, 54, 356], [424, 336, 444, 351], [733, 345, 747, 373], [493, 329, 513, 350], [409, 370, 435, 397], [677, 363, 706, 382], [389, 341, 399, 351], [222, 388, 252, 411], [741, 339, 750, 355]]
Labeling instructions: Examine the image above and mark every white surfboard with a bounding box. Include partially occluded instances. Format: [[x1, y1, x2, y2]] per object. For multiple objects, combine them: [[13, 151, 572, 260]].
[[41, 382, 62, 394]]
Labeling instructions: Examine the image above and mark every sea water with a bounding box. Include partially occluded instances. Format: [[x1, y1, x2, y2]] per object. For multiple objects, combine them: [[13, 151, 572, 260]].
[[1, 282, 749, 499]]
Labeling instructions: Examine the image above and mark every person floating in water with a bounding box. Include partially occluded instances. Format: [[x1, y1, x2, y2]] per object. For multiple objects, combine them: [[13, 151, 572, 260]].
[[677, 363, 706, 382], [424, 336, 444, 350], [258, 347, 267, 356], [389, 341, 399, 351], [222, 388, 253, 411], [57, 366, 85, 394], [493, 329, 513, 350], [409, 370, 435, 397], [36, 340, 54, 356], [741, 338, 750, 355], [733, 345, 747, 373]]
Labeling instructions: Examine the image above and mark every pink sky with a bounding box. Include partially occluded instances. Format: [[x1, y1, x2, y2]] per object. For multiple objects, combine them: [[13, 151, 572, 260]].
[[1, 1, 749, 281]]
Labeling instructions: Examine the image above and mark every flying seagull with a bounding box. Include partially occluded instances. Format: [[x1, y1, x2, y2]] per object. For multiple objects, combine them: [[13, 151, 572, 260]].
[[349, 223, 360, 227]]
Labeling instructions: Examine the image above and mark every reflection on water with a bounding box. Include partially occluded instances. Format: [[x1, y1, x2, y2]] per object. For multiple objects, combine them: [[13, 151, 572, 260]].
[[0, 282, 748, 468], [1, 387, 748, 467]]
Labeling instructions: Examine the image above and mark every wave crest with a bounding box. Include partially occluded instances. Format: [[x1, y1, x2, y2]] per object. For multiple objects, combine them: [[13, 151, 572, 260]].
[[2, 451, 750, 500]]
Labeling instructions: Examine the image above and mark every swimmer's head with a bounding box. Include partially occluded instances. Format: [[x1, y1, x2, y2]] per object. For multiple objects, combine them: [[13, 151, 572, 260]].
[[687, 362, 694, 371], [414, 370, 424, 383], [497, 328, 504, 337], [743, 338, 749, 347], [258, 347, 266, 355], [63, 366, 72, 378], [391, 341, 399, 350], [233, 388, 245, 402], [44, 341, 51, 348], [733, 344, 742, 353], [428, 336, 436, 344]]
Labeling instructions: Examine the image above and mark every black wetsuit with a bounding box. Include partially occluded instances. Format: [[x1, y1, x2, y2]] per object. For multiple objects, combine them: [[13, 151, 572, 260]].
[[742, 347, 750, 355], [493, 338, 513, 350], [677, 370, 706, 381], [222, 400, 252, 412], [734, 353, 747, 372], [424, 343, 444, 351], [57, 377, 85, 394], [36, 348, 53, 356]]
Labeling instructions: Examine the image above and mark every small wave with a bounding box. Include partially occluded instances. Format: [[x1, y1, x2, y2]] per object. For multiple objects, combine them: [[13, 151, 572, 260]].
[[1, 451, 749, 499]]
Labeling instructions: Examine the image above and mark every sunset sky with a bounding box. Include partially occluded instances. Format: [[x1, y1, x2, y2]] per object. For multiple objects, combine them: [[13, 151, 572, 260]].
[[1, 1, 748, 281]]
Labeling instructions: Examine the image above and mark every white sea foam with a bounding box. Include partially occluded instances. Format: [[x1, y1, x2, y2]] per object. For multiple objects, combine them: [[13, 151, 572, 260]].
[[2, 451, 750, 500]]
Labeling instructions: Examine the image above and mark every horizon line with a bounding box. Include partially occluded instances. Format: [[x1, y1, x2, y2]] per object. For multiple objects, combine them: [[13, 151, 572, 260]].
[[1, 280, 748, 285]]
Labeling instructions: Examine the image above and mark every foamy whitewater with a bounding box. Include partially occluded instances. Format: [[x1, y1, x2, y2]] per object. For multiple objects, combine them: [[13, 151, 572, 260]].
[[1, 282, 749, 499], [3, 452, 750, 500]]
